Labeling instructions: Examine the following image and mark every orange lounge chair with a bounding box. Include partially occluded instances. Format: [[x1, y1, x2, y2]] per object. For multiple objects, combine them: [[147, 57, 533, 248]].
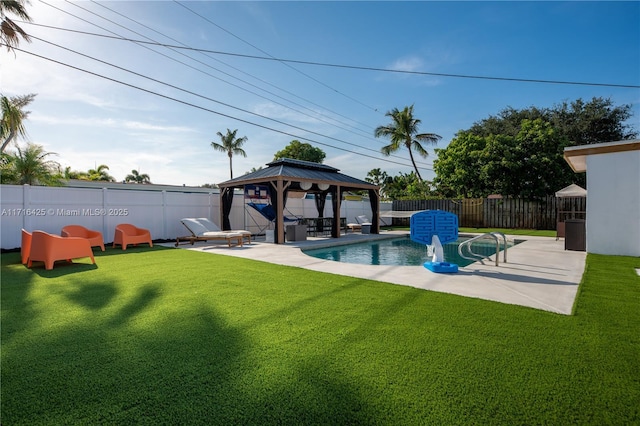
[[61, 225, 105, 251], [113, 224, 153, 250], [27, 230, 95, 270], [21, 229, 32, 264]]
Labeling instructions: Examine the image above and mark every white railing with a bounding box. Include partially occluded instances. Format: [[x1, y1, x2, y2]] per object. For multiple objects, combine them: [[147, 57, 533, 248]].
[[458, 232, 508, 266]]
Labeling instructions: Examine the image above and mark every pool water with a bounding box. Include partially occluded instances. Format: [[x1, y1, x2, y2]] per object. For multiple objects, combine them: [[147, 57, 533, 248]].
[[302, 236, 514, 267]]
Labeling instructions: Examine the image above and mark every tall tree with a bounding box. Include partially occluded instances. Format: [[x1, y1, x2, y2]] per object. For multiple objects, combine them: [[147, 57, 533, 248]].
[[211, 128, 247, 179], [273, 140, 325, 163], [3, 142, 60, 185], [374, 105, 441, 181], [1, 93, 36, 152], [125, 169, 150, 184], [0, 0, 31, 52]]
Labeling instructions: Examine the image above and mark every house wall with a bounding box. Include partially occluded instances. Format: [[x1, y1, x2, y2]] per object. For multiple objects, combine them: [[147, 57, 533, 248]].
[[586, 149, 640, 256], [0, 184, 386, 250]]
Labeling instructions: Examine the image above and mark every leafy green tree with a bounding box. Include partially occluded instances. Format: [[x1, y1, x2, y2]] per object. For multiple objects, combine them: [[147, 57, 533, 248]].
[[0, 0, 31, 52], [434, 97, 636, 199], [366, 168, 391, 199], [211, 128, 248, 179], [432, 132, 489, 198], [1, 142, 60, 185], [549, 97, 636, 145], [374, 105, 441, 181], [434, 120, 574, 199], [482, 120, 573, 199], [383, 171, 433, 200], [469, 97, 636, 145], [125, 169, 150, 184], [273, 140, 325, 163], [1, 93, 36, 152]]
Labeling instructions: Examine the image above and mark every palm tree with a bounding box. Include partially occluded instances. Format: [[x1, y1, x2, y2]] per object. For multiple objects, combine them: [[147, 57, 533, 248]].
[[62, 166, 87, 180], [125, 169, 150, 184], [87, 164, 115, 182], [1, 0, 32, 52], [374, 105, 441, 181], [211, 128, 248, 179], [1, 93, 36, 152], [9, 142, 60, 185]]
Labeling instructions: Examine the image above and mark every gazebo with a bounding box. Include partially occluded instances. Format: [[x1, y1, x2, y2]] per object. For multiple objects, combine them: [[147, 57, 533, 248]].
[[217, 158, 380, 244]]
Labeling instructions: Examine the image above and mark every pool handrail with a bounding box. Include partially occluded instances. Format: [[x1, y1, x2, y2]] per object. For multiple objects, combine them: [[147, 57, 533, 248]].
[[458, 232, 508, 267]]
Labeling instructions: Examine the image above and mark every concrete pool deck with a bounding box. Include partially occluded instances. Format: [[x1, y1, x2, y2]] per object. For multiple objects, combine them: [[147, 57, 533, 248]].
[[170, 231, 587, 315]]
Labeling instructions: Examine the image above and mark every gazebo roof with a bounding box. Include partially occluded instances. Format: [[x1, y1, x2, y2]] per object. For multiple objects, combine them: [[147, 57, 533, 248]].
[[218, 158, 378, 191]]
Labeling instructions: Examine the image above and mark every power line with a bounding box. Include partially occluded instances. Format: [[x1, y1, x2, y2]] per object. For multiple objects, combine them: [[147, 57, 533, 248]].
[[25, 5, 434, 166], [28, 34, 430, 169], [20, 21, 640, 90], [173, 0, 384, 113], [85, 0, 380, 141], [31, 3, 387, 143], [11, 46, 434, 173]]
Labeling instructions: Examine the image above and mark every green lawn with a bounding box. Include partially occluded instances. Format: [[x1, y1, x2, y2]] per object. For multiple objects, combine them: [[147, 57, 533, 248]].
[[2, 246, 638, 425]]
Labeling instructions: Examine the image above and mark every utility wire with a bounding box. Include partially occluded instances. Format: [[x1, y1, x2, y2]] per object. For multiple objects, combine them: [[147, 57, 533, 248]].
[[32, 0, 433, 167], [85, 0, 381, 141], [20, 21, 640, 90], [28, 34, 433, 170], [173, 0, 384, 113], [10, 46, 433, 173], [32, 2, 390, 145]]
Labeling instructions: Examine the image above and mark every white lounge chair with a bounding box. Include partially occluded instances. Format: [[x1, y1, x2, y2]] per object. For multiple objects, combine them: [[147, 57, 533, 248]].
[[346, 215, 372, 233], [194, 218, 252, 245], [176, 218, 250, 247]]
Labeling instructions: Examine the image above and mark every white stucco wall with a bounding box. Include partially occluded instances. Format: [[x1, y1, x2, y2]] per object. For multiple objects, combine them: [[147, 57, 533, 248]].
[[586, 149, 640, 256]]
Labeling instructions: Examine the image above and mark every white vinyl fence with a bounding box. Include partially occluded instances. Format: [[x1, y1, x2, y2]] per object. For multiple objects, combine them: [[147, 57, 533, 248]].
[[1, 184, 387, 250]]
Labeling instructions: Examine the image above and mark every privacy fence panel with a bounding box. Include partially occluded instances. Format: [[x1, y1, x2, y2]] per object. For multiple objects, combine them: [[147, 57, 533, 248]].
[[393, 196, 585, 230], [1, 185, 376, 250]]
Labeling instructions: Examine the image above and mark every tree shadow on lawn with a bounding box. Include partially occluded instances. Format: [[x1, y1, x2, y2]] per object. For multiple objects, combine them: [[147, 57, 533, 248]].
[[1, 273, 381, 424]]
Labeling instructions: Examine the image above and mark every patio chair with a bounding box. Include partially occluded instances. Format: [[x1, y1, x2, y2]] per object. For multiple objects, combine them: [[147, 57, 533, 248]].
[[113, 224, 153, 250], [346, 215, 372, 233], [61, 225, 105, 251], [21, 229, 32, 265], [193, 217, 251, 245], [176, 218, 244, 247], [28, 230, 95, 270]]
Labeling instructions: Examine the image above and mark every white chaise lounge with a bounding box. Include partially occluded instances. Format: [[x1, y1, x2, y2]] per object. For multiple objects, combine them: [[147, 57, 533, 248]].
[[176, 218, 251, 247]]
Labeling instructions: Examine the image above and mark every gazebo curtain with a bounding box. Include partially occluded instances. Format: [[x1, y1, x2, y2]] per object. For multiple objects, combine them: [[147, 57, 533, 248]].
[[314, 191, 328, 234], [221, 187, 234, 230], [368, 189, 380, 234], [267, 182, 289, 240]]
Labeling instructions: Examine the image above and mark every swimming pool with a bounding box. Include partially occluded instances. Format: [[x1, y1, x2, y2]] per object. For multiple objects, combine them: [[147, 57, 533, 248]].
[[302, 236, 514, 267]]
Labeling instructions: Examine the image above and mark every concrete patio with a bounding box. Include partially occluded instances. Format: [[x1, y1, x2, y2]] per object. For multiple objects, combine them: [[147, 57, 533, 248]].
[[170, 231, 587, 315]]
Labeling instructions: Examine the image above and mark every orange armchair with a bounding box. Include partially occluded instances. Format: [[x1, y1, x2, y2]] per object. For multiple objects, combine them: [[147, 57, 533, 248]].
[[61, 225, 105, 251], [21, 229, 32, 265], [28, 230, 95, 270], [113, 224, 153, 250]]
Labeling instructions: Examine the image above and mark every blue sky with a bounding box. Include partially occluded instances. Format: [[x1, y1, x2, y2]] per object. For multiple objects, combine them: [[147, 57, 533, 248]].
[[2, 1, 639, 186]]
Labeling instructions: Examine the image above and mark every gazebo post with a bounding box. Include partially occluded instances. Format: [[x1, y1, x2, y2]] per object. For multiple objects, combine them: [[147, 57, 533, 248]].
[[276, 178, 285, 244], [332, 185, 341, 238]]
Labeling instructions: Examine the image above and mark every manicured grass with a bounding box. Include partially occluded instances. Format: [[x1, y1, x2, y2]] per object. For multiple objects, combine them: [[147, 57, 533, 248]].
[[2, 247, 639, 424]]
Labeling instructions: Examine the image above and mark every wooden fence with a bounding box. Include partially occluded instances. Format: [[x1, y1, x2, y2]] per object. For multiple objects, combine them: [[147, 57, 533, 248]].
[[392, 196, 587, 230]]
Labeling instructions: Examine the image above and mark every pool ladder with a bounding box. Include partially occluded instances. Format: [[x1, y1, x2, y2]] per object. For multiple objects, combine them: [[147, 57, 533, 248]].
[[458, 232, 508, 266]]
